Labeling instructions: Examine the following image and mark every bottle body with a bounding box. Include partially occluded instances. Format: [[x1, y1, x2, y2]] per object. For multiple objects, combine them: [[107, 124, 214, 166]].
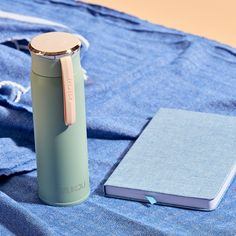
[[30, 53, 90, 206]]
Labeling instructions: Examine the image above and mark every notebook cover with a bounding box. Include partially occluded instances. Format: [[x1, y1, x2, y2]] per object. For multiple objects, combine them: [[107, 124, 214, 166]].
[[104, 108, 236, 210]]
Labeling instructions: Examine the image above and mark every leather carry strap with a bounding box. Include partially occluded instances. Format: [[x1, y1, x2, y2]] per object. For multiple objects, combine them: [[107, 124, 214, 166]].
[[60, 56, 76, 126]]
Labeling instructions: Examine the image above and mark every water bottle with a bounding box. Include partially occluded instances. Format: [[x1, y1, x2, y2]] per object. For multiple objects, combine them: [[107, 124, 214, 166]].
[[29, 32, 90, 206]]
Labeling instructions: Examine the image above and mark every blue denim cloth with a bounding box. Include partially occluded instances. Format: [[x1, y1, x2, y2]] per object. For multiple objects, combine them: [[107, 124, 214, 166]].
[[0, 0, 236, 235]]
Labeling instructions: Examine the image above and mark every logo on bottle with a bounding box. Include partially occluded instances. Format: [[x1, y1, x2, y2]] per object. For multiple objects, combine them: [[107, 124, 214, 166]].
[[66, 76, 74, 101], [60, 181, 86, 194]]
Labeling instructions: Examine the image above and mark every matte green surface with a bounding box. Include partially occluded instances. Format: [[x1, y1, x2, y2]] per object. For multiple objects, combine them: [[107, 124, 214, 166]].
[[30, 52, 90, 206]]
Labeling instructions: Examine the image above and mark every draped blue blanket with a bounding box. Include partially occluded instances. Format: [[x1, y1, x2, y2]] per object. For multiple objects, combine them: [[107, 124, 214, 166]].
[[0, 1, 235, 235]]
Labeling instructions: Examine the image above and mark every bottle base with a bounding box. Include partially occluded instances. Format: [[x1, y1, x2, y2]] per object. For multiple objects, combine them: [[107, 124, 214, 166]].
[[39, 191, 90, 207]]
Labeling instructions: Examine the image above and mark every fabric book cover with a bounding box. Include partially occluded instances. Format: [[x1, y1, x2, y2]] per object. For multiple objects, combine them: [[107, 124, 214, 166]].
[[104, 108, 236, 210]]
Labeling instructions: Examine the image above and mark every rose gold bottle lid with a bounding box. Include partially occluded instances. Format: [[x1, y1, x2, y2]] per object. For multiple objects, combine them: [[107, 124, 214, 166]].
[[28, 32, 81, 58]]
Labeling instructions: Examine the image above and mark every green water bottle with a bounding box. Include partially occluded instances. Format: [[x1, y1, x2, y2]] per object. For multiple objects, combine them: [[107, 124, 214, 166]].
[[29, 32, 90, 206]]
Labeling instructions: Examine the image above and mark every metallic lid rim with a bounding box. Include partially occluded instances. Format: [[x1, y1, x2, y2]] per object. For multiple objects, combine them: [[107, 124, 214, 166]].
[[28, 43, 81, 57]]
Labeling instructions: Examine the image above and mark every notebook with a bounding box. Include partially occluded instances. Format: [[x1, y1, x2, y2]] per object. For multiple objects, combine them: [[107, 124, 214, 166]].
[[104, 108, 236, 210]]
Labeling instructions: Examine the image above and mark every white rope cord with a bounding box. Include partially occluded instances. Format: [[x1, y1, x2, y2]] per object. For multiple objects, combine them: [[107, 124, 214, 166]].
[[11, 40, 20, 50], [75, 34, 90, 50], [0, 10, 90, 51], [0, 10, 68, 29], [0, 80, 30, 103]]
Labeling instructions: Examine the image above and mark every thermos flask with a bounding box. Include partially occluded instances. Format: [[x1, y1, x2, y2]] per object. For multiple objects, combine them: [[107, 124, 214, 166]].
[[29, 32, 90, 206]]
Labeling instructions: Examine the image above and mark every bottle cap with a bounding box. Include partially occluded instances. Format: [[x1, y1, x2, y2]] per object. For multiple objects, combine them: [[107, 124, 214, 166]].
[[29, 32, 81, 59]]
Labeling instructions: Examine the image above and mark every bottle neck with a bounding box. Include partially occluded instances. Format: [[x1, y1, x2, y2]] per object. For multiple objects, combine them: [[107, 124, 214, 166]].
[[30, 51, 81, 78]]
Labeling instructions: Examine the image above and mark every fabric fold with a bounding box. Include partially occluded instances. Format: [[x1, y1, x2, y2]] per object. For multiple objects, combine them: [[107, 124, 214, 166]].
[[0, 0, 235, 235], [0, 191, 55, 235]]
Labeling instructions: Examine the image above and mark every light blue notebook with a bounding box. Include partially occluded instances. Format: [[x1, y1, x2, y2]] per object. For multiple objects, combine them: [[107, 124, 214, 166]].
[[104, 108, 236, 210]]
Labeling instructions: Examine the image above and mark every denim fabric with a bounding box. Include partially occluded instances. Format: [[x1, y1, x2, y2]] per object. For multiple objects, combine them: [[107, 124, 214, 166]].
[[0, 0, 236, 235]]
